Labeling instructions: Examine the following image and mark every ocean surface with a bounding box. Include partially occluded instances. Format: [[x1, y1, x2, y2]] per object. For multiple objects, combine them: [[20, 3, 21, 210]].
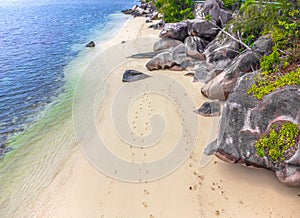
[[0, 0, 135, 216]]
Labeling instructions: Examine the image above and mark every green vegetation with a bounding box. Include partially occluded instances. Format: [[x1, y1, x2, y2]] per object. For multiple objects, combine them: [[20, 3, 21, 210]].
[[256, 122, 299, 162], [226, 0, 300, 99], [154, 0, 194, 22], [248, 68, 300, 99], [223, 0, 242, 10]]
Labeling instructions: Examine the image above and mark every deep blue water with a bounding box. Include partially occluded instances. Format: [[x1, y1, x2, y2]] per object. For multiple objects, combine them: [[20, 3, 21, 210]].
[[0, 0, 136, 148]]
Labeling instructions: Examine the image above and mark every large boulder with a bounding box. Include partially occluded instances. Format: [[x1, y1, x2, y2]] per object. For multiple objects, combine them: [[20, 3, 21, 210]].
[[204, 32, 240, 71], [200, 0, 232, 27], [188, 19, 219, 41], [122, 70, 150, 82], [201, 50, 261, 100], [159, 21, 189, 42], [201, 34, 274, 100], [146, 52, 174, 70], [184, 36, 209, 53], [204, 72, 300, 187], [153, 38, 183, 51], [146, 44, 203, 71]]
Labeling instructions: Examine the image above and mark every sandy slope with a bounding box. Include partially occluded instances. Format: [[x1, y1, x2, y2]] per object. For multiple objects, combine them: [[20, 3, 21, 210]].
[[25, 17, 300, 218]]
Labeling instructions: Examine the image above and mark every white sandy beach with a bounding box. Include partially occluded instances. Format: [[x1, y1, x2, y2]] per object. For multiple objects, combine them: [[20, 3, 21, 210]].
[[24, 17, 300, 218]]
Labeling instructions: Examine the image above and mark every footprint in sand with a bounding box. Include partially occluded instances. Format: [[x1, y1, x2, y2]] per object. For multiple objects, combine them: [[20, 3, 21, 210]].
[[144, 189, 150, 195], [142, 202, 148, 208]]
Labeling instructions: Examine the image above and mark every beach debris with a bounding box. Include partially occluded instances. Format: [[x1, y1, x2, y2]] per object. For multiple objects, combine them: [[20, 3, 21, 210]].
[[122, 70, 150, 82], [204, 72, 300, 187], [86, 41, 95, 47], [193, 100, 220, 117]]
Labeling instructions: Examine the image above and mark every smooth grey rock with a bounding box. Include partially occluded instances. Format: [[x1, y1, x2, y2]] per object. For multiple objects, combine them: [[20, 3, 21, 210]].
[[129, 50, 169, 59], [122, 70, 150, 82], [188, 20, 219, 41], [194, 100, 220, 117], [201, 50, 261, 100], [146, 52, 174, 70], [153, 38, 183, 51], [193, 66, 209, 82]]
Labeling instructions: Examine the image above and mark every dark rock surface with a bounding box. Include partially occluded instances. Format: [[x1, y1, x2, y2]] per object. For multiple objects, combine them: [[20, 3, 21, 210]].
[[204, 32, 240, 71], [194, 100, 221, 117], [204, 72, 300, 187], [184, 36, 209, 53], [149, 20, 165, 29], [86, 41, 95, 47], [122, 70, 150, 82], [159, 21, 189, 42]]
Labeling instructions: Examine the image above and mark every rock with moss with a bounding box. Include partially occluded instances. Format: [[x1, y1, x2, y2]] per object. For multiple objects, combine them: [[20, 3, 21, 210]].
[[205, 71, 300, 187]]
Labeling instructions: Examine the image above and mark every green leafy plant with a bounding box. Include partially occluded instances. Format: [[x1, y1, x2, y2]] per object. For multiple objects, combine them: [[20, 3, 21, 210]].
[[248, 68, 300, 99], [223, 0, 242, 10], [256, 122, 299, 162], [155, 0, 194, 22]]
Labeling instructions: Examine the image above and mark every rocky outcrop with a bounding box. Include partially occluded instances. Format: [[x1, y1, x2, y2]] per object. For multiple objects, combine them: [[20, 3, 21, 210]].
[[195, 0, 232, 27], [122, 70, 150, 82], [149, 20, 165, 29], [201, 35, 273, 100], [204, 72, 300, 187], [188, 20, 219, 41], [122, 1, 156, 18], [194, 100, 220, 117], [159, 21, 189, 42], [153, 38, 183, 51], [184, 36, 209, 53], [146, 44, 205, 71], [201, 50, 261, 100], [204, 32, 240, 71]]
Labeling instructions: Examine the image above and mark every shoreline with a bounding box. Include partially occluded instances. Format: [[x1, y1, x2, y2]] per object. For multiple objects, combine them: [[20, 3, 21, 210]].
[[24, 15, 300, 218]]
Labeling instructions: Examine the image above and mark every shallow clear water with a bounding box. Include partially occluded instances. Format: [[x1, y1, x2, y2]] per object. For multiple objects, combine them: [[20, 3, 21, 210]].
[[0, 0, 135, 216], [0, 0, 135, 149]]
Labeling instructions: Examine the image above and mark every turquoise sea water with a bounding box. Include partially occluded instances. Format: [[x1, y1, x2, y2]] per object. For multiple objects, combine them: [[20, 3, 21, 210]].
[[0, 0, 135, 152], [0, 0, 135, 216]]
